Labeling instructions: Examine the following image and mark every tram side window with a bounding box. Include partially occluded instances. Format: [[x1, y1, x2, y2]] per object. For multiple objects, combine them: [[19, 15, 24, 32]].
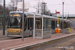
[[24, 19, 27, 30], [67, 22, 70, 28], [55, 21, 57, 28], [64, 22, 67, 28], [35, 19, 42, 29], [63, 22, 66, 28], [43, 18, 51, 31], [60, 22, 62, 29], [28, 18, 30, 30], [27, 18, 33, 30], [30, 18, 33, 30], [51, 20, 55, 29], [67, 23, 68, 28], [46, 19, 51, 30]]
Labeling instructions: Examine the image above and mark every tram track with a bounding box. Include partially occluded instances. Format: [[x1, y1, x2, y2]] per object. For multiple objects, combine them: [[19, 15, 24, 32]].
[[38, 35, 75, 50], [62, 42, 75, 50], [26, 35, 75, 50]]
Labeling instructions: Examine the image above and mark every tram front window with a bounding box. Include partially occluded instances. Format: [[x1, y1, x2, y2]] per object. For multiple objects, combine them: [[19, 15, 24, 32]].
[[8, 17, 22, 28]]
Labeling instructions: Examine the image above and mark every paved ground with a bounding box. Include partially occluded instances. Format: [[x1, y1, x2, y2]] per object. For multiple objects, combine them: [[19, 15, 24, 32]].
[[0, 30, 15, 41], [0, 32, 75, 50], [26, 33, 75, 50], [0, 30, 7, 38], [0, 28, 7, 30], [0, 29, 75, 50]]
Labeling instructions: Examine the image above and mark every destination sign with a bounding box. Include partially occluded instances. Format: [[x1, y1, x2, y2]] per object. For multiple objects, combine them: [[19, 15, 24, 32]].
[[13, 14, 20, 17], [10, 14, 21, 17]]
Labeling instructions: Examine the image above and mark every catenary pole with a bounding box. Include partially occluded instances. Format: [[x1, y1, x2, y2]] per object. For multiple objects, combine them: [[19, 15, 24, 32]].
[[22, 0, 24, 41], [3, 0, 5, 35], [62, 2, 64, 34]]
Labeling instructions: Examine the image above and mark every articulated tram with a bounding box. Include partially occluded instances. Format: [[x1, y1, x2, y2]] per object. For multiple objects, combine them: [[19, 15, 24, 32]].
[[7, 11, 71, 37]]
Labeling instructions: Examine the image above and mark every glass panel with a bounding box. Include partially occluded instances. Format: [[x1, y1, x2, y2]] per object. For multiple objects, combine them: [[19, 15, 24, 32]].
[[35, 18, 42, 37], [8, 17, 21, 28], [43, 18, 51, 31], [43, 18, 51, 38], [35, 19, 41, 29], [8, 13, 22, 28], [8, 13, 26, 28]]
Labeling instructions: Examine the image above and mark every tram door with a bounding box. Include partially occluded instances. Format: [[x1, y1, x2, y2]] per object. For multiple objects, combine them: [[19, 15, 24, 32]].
[[35, 18, 42, 38]]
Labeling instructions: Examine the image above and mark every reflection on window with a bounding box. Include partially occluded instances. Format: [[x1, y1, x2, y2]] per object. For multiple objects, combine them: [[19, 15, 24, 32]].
[[8, 17, 21, 28], [43, 18, 51, 31], [36, 20, 41, 29]]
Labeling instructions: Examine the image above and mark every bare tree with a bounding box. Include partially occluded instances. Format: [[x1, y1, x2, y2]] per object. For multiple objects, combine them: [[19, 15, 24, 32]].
[[0, 5, 3, 15], [0, 5, 10, 15], [41, 2, 48, 15], [8, 0, 23, 11]]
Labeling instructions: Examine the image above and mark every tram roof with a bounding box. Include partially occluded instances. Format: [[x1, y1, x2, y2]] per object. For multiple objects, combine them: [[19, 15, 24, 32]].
[[42, 15, 70, 22], [10, 11, 70, 22]]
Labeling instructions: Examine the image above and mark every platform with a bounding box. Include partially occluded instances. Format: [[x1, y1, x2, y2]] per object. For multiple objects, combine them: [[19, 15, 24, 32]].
[[0, 32, 75, 50]]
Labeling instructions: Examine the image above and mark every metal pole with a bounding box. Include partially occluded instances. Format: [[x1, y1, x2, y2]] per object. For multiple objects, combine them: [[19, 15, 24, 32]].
[[66, 13, 69, 19], [11, 0, 14, 11], [62, 2, 64, 34], [38, 0, 40, 14], [42, 2, 46, 15], [44, 3, 45, 15], [3, 0, 5, 35], [42, 15, 43, 39], [57, 13, 59, 35], [33, 13, 35, 39], [22, 0, 24, 41], [55, 19, 56, 28]]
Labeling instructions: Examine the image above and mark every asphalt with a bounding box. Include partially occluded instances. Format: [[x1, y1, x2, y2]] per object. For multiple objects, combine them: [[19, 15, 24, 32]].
[[0, 28, 7, 30]]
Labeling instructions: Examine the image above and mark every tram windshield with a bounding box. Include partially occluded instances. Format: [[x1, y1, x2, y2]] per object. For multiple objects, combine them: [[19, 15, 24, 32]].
[[8, 13, 22, 28]]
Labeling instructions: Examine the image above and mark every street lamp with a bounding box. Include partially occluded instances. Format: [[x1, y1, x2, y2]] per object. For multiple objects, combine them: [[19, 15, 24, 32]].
[[61, 0, 65, 34], [62, 0, 65, 19], [3, 0, 5, 35], [42, 2, 46, 15], [37, 0, 40, 14], [22, 0, 24, 41]]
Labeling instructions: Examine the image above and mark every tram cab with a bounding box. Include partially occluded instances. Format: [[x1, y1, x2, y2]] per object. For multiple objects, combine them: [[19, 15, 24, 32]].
[[7, 11, 33, 37]]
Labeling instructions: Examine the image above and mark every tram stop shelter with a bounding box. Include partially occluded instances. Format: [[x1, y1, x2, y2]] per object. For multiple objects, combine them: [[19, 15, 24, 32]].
[[33, 14, 51, 39]]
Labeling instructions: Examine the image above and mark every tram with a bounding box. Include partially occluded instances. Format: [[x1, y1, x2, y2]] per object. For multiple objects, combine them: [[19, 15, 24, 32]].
[[7, 11, 71, 37]]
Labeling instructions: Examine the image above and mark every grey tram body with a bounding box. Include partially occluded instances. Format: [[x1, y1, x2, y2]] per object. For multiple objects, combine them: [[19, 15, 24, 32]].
[[7, 11, 71, 37]]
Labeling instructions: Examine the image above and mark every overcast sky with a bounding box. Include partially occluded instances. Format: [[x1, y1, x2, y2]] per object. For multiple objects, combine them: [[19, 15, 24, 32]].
[[1, 0, 75, 14]]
